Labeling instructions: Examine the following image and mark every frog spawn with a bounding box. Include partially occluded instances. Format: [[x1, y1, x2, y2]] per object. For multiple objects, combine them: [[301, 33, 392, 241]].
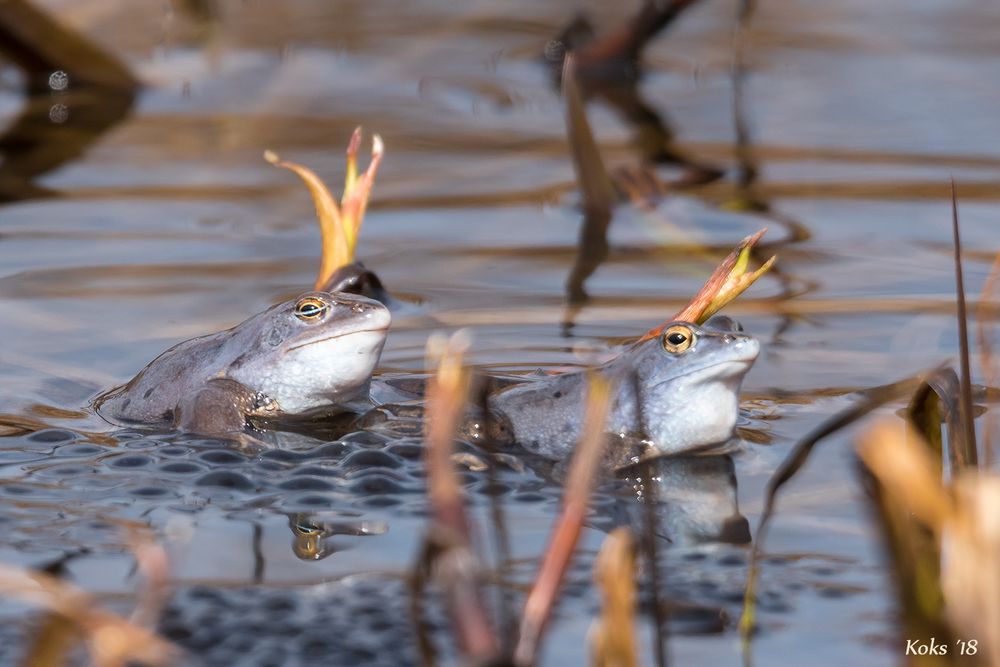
[[0, 409, 852, 666]]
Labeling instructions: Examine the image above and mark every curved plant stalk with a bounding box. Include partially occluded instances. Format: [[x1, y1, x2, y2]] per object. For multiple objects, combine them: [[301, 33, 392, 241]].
[[265, 127, 384, 290], [514, 374, 613, 667], [414, 331, 498, 663]]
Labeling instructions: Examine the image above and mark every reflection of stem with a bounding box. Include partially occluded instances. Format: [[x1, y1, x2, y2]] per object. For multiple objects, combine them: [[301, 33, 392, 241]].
[[409, 541, 440, 667], [0, 89, 134, 201], [731, 29, 755, 197], [474, 381, 517, 653], [562, 55, 614, 332], [638, 461, 669, 667], [629, 370, 669, 667], [252, 522, 265, 584], [0, 0, 137, 92], [565, 204, 612, 308], [729, 4, 811, 346]]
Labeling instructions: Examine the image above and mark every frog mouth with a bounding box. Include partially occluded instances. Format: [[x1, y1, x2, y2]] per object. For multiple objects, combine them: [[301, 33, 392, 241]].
[[287, 327, 390, 351], [650, 358, 755, 389], [685, 359, 755, 377]]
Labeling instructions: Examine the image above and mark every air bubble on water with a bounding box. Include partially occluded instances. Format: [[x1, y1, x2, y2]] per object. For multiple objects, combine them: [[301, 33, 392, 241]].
[[48, 70, 69, 91]]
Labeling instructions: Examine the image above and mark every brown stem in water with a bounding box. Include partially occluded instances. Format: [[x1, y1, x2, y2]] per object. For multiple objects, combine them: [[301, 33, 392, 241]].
[[514, 375, 613, 667], [421, 334, 498, 661]]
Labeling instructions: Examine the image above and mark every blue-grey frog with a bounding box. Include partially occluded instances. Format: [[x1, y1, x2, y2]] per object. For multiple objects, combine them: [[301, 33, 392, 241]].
[[95, 291, 390, 437], [486, 316, 759, 460]]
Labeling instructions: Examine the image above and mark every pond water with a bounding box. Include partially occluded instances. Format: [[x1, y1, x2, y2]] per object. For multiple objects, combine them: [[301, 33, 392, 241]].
[[1, 0, 999, 665]]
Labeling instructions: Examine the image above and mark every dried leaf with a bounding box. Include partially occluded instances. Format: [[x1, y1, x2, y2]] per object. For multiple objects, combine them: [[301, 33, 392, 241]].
[[0, 564, 178, 667], [641, 229, 774, 341], [265, 128, 383, 290]]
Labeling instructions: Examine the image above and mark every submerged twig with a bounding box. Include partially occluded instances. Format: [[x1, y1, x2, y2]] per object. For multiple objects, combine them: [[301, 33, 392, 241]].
[[514, 374, 613, 666]]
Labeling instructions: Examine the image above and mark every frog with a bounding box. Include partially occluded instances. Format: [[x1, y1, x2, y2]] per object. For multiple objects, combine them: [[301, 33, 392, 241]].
[[486, 316, 759, 460], [94, 291, 391, 437]]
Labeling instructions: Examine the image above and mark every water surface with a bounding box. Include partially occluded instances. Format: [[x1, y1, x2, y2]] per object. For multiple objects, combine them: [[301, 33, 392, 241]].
[[1, 0, 999, 665]]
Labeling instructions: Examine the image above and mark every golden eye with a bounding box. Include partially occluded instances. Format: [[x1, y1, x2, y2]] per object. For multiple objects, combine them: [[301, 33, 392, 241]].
[[294, 296, 328, 321], [662, 324, 694, 353]]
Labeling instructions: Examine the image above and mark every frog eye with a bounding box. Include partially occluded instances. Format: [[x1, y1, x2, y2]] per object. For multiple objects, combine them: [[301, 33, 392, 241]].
[[662, 324, 694, 353], [294, 296, 328, 321]]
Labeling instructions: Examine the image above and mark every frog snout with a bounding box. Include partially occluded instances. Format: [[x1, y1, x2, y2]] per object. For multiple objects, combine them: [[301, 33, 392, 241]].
[[330, 293, 391, 328], [721, 333, 760, 361], [358, 301, 392, 329]]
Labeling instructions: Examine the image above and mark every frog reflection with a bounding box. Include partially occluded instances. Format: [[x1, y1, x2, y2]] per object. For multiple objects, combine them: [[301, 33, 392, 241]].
[[287, 513, 388, 561], [618, 454, 750, 546]]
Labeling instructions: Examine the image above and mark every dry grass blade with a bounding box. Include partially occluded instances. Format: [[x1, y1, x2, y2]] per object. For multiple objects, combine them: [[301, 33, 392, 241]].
[[590, 527, 640, 667], [950, 180, 978, 467], [265, 127, 383, 290], [943, 475, 1000, 666], [0, 564, 178, 667], [421, 331, 498, 661], [425, 332, 473, 512], [22, 613, 80, 667], [514, 374, 613, 667], [856, 420, 951, 656], [641, 229, 775, 341], [856, 419, 1000, 666], [975, 249, 1000, 465], [857, 420, 952, 528], [739, 373, 924, 648]]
